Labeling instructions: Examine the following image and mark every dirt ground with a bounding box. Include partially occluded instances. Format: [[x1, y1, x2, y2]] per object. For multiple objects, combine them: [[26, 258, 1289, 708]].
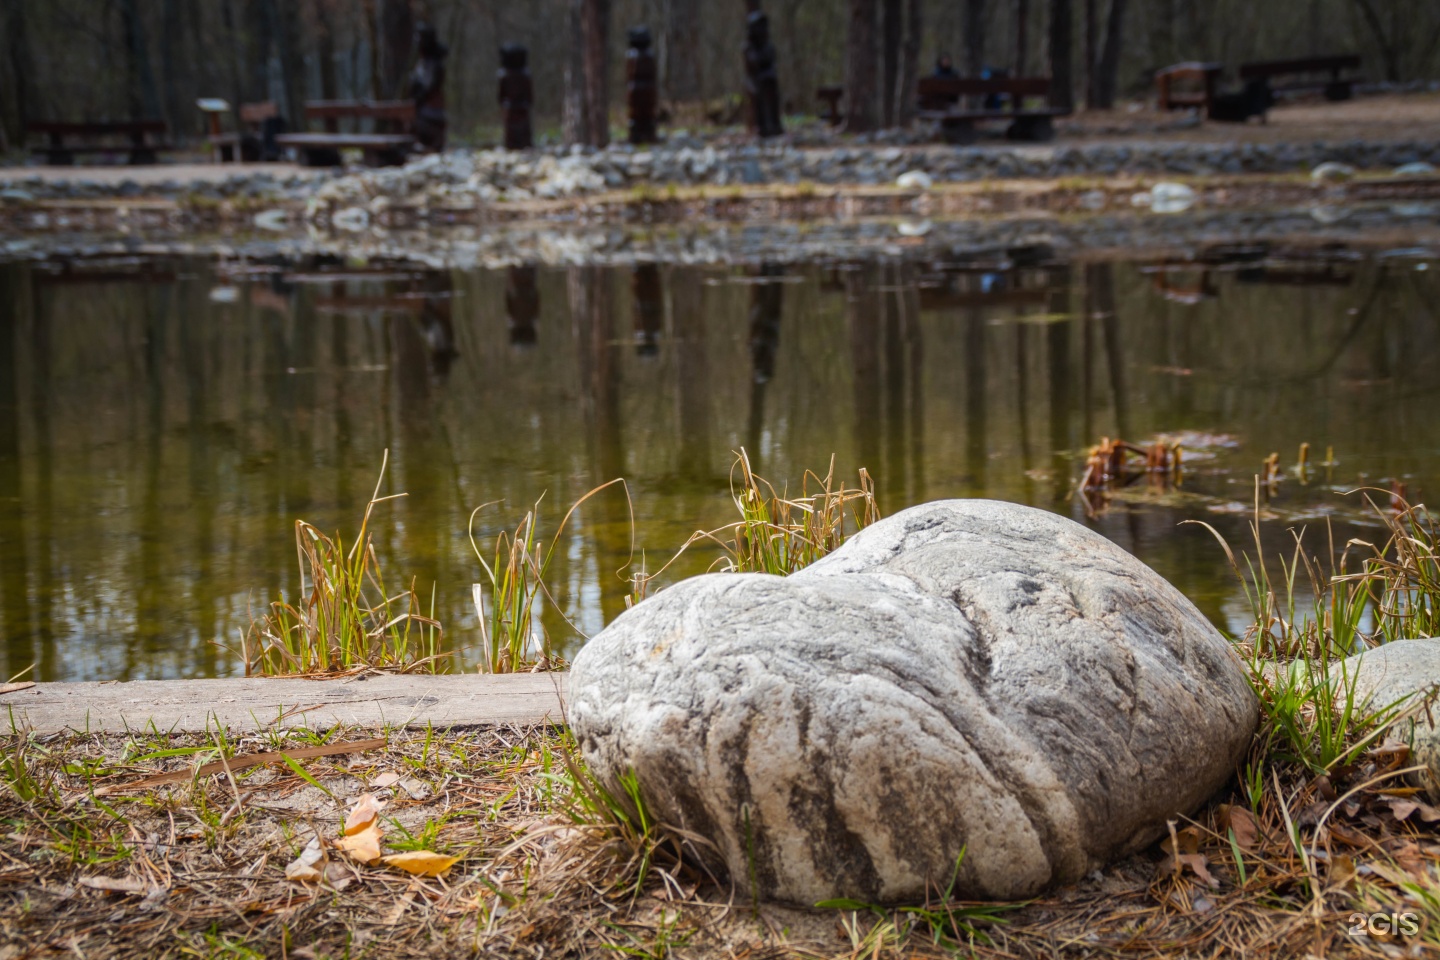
[[0, 722, 1435, 959], [1061, 91, 1440, 144], [3, 92, 1439, 188]]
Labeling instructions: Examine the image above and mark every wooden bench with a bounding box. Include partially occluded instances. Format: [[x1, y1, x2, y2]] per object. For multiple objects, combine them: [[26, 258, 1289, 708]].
[[27, 120, 169, 165], [1239, 55, 1361, 104], [275, 100, 416, 167], [816, 86, 844, 126], [915, 76, 1065, 144], [1155, 62, 1223, 114]]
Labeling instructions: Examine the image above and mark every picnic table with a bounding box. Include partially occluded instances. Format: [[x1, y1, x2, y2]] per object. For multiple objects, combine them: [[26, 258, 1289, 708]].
[[27, 120, 169, 165], [274, 100, 416, 167], [1239, 55, 1361, 104], [915, 76, 1066, 144]]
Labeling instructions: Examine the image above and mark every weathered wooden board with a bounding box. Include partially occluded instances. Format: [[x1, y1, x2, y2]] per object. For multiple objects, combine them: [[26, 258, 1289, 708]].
[[0, 673, 569, 735]]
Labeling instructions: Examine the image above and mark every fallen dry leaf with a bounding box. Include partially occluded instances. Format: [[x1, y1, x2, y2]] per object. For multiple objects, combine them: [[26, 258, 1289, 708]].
[[371, 772, 402, 788], [1329, 853, 1357, 888], [381, 851, 459, 877], [79, 876, 150, 895], [344, 793, 386, 836], [285, 837, 325, 882], [1218, 805, 1260, 852], [335, 822, 383, 865]]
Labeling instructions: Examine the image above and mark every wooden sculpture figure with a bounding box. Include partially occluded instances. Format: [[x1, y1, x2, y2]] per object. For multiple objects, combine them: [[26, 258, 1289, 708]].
[[743, 11, 784, 138], [626, 26, 659, 145], [411, 23, 448, 151], [498, 43, 534, 150]]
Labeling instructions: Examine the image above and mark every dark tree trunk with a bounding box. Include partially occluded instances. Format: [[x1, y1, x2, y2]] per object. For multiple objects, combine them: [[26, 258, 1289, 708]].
[[2, 0, 37, 144], [120, 0, 162, 120], [1048, 0, 1074, 111], [242, 0, 273, 104], [1084, 0, 1097, 108], [1015, 0, 1029, 74], [378, 0, 414, 98], [845, 0, 878, 132], [898, 0, 922, 124], [564, 0, 587, 144], [1350, 0, 1400, 82], [1095, 0, 1128, 108], [667, 0, 702, 101], [581, 0, 611, 146], [315, 0, 340, 101], [964, 0, 986, 76], [160, 0, 185, 135], [273, 0, 307, 123], [881, 0, 901, 126]]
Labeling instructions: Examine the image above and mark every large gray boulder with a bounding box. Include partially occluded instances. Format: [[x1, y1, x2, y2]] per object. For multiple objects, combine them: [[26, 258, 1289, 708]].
[[568, 500, 1258, 904], [1346, 638, 1440, 801]]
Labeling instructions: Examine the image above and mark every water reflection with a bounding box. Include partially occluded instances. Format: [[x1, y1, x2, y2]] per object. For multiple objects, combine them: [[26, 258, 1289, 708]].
[[1, 247, 1438, 680]]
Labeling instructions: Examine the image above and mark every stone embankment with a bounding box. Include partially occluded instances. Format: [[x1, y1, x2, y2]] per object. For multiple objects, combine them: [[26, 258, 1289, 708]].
[[2, 136, 1439, 232]]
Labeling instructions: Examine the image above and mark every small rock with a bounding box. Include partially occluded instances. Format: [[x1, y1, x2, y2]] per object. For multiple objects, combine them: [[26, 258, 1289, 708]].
[[1149, 181, 1196, 214], [331, 206, 371, 231], [0, 189, 35, 205], [1311, 161, 1356, 183], [1347, 639, 1440, 801], [252, 209, 288, 231], [895, 170, 933, 191], [1394, 161, 1438, 177], [895, 219, 932, 237]]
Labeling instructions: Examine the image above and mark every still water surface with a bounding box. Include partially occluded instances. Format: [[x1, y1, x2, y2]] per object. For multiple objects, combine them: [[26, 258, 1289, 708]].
[[1, 247, 1437, 680]]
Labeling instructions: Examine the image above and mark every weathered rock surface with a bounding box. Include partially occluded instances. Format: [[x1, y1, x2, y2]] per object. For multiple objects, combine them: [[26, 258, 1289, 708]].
[[569, 499, 1258, 904], [1347, 638, 1440, 801]]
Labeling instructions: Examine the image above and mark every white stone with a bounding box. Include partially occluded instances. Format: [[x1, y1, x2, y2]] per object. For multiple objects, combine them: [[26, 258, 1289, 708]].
[[1311, 161, 1357, 182], [895, 170, 933, 191], [570, 499, 1258, 905], [1345, 638, 1440, 800]]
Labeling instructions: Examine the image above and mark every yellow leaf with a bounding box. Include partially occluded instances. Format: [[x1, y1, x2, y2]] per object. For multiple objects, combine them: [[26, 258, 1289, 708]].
[[334, 822, 383, 865], [344, 793, 386, 836], [381, 851, 459, 877]]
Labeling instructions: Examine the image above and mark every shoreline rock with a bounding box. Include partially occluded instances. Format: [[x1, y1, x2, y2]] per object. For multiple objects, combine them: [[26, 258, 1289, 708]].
[[569, 500, 1259, 903]]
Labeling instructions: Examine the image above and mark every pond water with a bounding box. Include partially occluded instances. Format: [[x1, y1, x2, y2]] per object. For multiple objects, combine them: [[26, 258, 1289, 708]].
[[1, 245, 1438, 680]]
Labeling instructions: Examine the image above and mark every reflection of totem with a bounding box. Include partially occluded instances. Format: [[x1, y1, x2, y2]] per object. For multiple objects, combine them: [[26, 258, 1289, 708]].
[[743, 12, 784, 138], [626, 27, 659, 145], [505, 266, 540, 348], [419, 270, 458, 377], [746, 263, 784, 462], [631, 264, 662, 356], [498, 44, 533, 150]]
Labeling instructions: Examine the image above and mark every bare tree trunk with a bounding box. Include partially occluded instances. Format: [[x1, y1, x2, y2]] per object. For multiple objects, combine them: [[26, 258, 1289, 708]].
[[881, 0, 901, 126], [1095, 0, 1128, 108], [315, 0, 340, 101], [2, 0, 38, 141], [160, 0, 184, 135], [120, 0, 162, 120], [667, 0, 702, 101], [564, 0, 588, 144], [1015, 0, 1029, 74], [273, 0, 307, 123], [898, 0, 922, 124], [242, 0, 273, 104], [582, 0, 611, 146], [1048, 0, 1073, 111], [378, 0, 413, 98], [963, 0, 985, 76], [1084, 0, 1097, 108], [1350, 0, 1400, 82], [845, 0, 877, 131]]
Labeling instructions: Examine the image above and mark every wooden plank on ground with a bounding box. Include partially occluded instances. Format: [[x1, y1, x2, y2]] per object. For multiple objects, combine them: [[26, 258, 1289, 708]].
[[0, 673, 569, 735]]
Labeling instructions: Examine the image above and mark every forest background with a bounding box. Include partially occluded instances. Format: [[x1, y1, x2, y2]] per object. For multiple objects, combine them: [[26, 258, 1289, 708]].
[[2, 0, 1438, 150]]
